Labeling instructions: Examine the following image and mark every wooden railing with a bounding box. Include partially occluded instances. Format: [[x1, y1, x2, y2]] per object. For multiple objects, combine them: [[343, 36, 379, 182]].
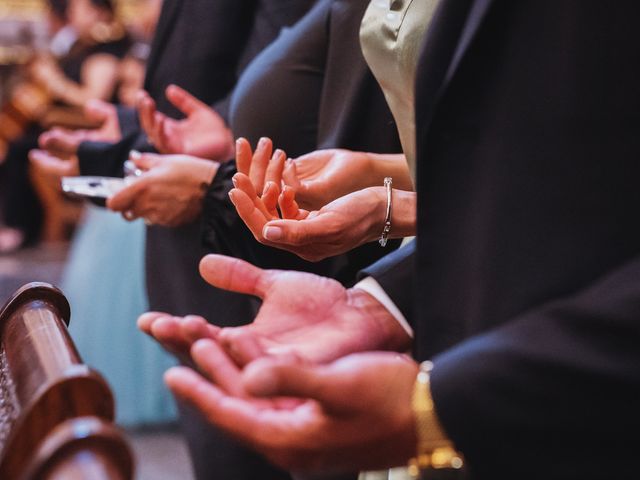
[[0, 283, 134, 480]]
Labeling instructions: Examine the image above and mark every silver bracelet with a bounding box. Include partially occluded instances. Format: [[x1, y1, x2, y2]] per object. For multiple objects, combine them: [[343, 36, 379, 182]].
[[379, 177, 393, 247]]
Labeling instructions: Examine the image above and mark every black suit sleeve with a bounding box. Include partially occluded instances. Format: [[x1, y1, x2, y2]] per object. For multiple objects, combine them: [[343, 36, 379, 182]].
[[116, 105, 140, 138], [430, 256, 640, 479], [359, 240, 416, 322]]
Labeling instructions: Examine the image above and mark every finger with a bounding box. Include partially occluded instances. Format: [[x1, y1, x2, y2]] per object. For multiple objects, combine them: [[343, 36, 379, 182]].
[[235, 138, 253, 176], [281, 159, 302, 190], [265, 149, 287, 187], [106, 179, 146, 212], [190, 339, 246, 396], [278, 186, 303, 220], [29, 149, 75, 179], [136, 91, 156, 136], [84, 99, 112, 124], [249, 137, 272, 194], [138, 311, 171, 335], [38, 128, 79, 156], [262, 217, 330, 246], [166, 84, 208, 116], [165, 367, 275, 447], [150, 316, 192, 355], [181, 315, 221, 343], [228, 188, 270, 241], [261, 181, 281, 217], [233, 173, 273, 219], [151, 111, 166, 148], [130, 150, 163, 170], [199, 254, 273, 299], [217, 328, 267, 367], [158, 116, 173, 153], [243, 360, 331, 404]]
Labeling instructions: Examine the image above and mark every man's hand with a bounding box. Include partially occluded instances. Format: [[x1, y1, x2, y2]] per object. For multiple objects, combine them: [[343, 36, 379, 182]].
[[38, 99, 122, 157], [166, 348, 418, 473], [197, 254, 412, 366], [106, 152, 219, 226], [137, 85, 234, 160], [138, 311, 220, 365]]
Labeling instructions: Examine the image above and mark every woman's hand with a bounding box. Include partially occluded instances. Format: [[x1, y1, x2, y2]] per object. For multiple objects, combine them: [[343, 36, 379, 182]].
[[137, 85, 235, 160], [107, 152, 219, 226], [229, 168, 417, 261], [166, 347, 418, 473], [236, 136, 413, 211]]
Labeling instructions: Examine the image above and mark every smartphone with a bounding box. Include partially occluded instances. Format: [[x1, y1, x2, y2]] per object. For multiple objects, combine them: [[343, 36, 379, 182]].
[[61, 176, 127, 200]]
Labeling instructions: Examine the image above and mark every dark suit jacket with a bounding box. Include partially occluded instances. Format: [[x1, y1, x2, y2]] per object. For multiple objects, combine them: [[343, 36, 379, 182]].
[[366, 1, 640, 478]]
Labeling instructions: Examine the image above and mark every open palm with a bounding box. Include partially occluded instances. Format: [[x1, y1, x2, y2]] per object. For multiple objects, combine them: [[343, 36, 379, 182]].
[[199, 254, 412, 365]]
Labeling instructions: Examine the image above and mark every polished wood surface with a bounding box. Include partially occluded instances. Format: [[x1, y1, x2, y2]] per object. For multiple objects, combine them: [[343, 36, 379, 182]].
[[0, 283, 133, 479], [21, 416, 134, 480]]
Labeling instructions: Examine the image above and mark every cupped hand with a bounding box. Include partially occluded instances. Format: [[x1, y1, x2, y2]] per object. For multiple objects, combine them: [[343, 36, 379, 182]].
[[137, 85, 234, 160], [198, 254, 411, 367], [166, 349, 419, 473], [280, 149, 378, 210], [38, 99, 121, 156], [106, 152, 219, 226], [230, 179, 386, 261]]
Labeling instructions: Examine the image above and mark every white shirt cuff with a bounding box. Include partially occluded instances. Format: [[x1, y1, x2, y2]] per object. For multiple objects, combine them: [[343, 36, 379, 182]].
[[353, 276, 414, 338]]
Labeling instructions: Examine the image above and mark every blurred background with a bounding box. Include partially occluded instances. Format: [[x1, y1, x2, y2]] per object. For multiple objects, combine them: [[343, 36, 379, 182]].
[[0, 1, 193, 478]]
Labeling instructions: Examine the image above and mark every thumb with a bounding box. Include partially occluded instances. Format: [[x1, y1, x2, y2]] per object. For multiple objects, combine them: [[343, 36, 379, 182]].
[[262, 217, 328, 246], [106, 179, 146, 211], [130, 150, 163, 170], [199, 254, 272, 299]]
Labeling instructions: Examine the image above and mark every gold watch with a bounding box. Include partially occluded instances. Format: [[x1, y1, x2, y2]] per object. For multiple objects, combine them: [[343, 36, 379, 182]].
[[408, 361, 464, 478]]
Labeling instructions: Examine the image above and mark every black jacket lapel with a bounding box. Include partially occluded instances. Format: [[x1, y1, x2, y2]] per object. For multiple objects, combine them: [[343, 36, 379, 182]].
[[415, 0, 494, 135]]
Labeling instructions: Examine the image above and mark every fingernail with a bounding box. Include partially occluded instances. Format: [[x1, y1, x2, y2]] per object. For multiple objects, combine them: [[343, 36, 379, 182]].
[[273, 149, 284, 159], [263, 226, 282, 241], [130, 150, 141, 160], [231, 176, 238, 188], [258, 137, 268, 147], [228, 190, 236, 203]]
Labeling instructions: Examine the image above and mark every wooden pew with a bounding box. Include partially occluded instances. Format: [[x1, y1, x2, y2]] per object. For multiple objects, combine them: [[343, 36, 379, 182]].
[[0, 283, 134, 479]]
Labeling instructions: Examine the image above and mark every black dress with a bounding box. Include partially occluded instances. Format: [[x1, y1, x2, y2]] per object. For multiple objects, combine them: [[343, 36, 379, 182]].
[[0, 35, 131, 244], [202, 0, 403, 285]]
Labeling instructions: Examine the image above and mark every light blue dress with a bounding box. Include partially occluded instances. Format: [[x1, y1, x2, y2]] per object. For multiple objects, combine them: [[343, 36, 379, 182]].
[[62, 205, 177, 427]]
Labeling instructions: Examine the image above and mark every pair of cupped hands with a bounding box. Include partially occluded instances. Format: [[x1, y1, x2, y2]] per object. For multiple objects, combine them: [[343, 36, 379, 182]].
[[142, 251, 417, 473]]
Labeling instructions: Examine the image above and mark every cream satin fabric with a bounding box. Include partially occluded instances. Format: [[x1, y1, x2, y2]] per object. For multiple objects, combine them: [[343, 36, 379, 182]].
[[358, 2, 440, 479], [360, 0, 439, 181]]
